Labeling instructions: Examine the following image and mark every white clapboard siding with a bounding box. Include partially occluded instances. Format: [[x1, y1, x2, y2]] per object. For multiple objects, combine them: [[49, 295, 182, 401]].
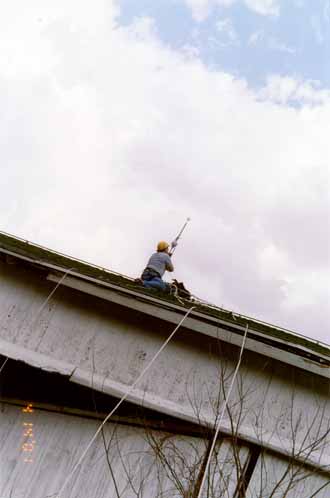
[[246, 452, 330, 498], [0, 404, 250, 498]]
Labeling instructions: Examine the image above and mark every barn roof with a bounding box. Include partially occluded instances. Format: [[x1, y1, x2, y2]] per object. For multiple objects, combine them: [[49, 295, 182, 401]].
[[0, 230, 329, 375]]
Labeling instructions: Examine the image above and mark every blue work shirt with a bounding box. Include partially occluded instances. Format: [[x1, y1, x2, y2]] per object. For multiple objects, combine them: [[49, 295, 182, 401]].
[[146, 252, 174, 277]]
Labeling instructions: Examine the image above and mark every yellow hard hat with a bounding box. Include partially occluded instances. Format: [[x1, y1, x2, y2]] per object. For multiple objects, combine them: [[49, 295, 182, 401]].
[[157, 241, 169, 252]]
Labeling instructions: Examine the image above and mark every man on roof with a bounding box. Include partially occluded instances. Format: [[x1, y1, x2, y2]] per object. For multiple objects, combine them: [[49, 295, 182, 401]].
[[138, 240, 177, 292]]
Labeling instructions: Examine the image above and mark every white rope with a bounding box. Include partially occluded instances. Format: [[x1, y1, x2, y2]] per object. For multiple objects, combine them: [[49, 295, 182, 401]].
[[196, 323, 249, 498], [0, 357, 9, 375], [33, 268, 73, 328], [55, 305, 196, 498], [33, 268, 73, 349], [0, 268, 72, 375], [170, 283, 185, 306]]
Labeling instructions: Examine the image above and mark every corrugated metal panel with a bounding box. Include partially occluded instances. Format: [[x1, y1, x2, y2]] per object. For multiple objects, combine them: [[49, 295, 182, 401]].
[[246, 452, 330, 498], [0, 404, 250, 498]]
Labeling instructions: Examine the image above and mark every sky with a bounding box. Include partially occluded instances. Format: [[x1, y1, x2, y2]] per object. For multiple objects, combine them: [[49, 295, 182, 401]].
[[1, 0, 329, 343]]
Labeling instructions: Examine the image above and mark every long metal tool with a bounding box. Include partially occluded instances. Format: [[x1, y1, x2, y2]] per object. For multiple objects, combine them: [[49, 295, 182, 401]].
[[170, 217, 191, 255]]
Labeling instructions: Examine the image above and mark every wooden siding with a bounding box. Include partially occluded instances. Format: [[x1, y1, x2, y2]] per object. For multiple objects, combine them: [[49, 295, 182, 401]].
[[246, 453, 330, 497], [0, 263, 329, 470], [0, 404, 249, 498]]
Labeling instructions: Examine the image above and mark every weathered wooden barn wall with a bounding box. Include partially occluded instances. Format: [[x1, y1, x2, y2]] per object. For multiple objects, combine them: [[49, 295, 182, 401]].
[[0, 403, 328, 498], [246, 453, 329, 498], [0, 261, 329, 470], [0, 403, 249, 498]]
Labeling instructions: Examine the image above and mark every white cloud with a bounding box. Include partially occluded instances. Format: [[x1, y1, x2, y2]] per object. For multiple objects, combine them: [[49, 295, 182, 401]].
[[244, 0, 279, 16], [248, 33, 295, 53], [217, 0, 236, 5], [181, 43, 201, 58], [215, 17, 239, 46], [183, 0, 235, 22], [268, 37, 296, 54], [260, 75, 330, 104], [1, 1, 330, 343], [128, 16, 158, 40], [183, 0, 214, 22], [183, 0, 279, 22], [248, 29, 264, 45]]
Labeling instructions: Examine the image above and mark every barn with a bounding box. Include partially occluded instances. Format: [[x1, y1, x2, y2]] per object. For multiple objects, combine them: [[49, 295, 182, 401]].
[[0, 231, 329, 497]]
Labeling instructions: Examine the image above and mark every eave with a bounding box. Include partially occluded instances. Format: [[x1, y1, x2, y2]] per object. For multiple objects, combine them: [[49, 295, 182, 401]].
[[0, 231, 329, 379]]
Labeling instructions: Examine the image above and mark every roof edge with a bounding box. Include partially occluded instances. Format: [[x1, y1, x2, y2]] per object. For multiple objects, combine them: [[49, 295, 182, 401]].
[[0, 230, 329, 361]]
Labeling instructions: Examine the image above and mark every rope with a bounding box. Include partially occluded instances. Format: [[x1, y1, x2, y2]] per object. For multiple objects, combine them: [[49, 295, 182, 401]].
[[34, 268, 73, 349], [55, 305, 196, 498], [0, 357, 8, 375], [0, 268, 73, 374], [33, 269, 73, 328], [196, 323, 249, 498], [170, 283, 186, 306], [189, 292, 238, 320]]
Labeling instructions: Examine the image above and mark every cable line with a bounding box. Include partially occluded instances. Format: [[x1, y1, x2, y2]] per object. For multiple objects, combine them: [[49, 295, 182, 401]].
[[55, 305, 196, 498]]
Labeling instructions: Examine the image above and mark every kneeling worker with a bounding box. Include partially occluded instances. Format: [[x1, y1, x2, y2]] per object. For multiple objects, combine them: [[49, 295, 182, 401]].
[[140, 240, 176, 291]]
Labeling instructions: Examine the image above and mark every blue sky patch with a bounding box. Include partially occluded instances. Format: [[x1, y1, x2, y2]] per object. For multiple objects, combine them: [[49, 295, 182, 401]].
[[118, 0, 330, 89]]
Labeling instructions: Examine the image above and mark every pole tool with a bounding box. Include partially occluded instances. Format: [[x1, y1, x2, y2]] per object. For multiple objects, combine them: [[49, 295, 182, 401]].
[[170, 217, 191, 255]]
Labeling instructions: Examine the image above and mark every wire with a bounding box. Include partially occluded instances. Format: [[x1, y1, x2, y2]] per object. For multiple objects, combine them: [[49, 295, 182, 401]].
[[54, 305, 196, 498], [196, 323, 249, 498]]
